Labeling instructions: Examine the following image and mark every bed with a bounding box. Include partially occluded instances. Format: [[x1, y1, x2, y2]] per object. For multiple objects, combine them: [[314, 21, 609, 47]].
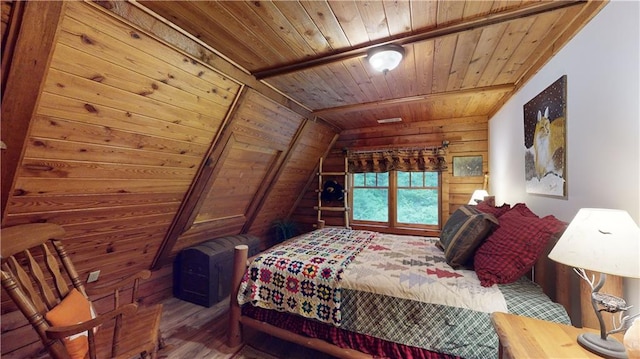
[[228, 204, 573, 359]]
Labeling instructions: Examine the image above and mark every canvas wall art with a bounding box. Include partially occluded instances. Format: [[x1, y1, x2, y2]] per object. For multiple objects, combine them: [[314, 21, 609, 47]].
[[523, 75, 567, 197], [453, 156, 483, 177]]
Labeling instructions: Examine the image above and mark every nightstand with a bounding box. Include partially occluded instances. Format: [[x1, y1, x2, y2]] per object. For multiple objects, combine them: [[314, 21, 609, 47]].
[[491, 312, 626, 358]]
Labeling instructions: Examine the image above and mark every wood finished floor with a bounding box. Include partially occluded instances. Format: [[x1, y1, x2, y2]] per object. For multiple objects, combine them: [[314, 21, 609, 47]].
[[157, 296, 336, 358]]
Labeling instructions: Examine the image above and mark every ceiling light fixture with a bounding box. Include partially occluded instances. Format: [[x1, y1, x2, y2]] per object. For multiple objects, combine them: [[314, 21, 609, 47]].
[[367, 44, 405, 73], [377, 117, 402, 124]]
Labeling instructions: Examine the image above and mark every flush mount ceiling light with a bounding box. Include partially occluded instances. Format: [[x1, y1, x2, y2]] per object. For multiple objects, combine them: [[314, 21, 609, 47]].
[[367, 44, 405, 73], [377, 117, 402, 124]]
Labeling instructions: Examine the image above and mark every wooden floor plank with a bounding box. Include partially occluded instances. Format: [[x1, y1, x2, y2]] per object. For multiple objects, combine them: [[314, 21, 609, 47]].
[[156, 296, 337, 359], [25, 295, 335, 358]]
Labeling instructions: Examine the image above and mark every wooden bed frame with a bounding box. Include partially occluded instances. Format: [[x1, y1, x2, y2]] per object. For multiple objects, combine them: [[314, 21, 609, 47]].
[[227, 232, 576, 359]]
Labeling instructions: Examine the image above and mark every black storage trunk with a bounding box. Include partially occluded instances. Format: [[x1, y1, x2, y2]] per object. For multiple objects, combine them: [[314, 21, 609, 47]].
[[174, 234, 260, 307]]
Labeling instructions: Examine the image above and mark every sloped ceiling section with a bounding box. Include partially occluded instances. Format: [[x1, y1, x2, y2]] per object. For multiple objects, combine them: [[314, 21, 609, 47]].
[[2, 1, 241, 279], [247, 119, 339, 243], [138, 0, 606, 129], [1, 1, 338, 284], [159, 88, 314, 263]]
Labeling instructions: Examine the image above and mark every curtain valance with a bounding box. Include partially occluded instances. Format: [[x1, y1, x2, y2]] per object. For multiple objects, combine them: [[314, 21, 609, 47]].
[[347, 146, 448, 173]]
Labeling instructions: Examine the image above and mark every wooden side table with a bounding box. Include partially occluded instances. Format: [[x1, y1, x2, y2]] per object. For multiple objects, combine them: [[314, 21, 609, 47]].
[[491, 312, 626, 359]]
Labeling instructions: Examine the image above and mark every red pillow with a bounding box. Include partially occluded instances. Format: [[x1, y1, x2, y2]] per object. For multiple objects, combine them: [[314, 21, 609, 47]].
[[509, 203, 539, 218], [473, 208, 567, 287], [475, 202, 511, 218]]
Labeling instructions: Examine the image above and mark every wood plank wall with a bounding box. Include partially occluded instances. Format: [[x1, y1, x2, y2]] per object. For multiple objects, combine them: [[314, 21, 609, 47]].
[[0, 3, 238, 355], [0, 2, 334, 357], [1, 0, 15, 90], [291, 116, 489, 232], [248, 119, 339, 247], [1, 0, 23, 88], [0, 1, 10, 40], [3, 0, 238, 279], [167, 89, 312, 256]]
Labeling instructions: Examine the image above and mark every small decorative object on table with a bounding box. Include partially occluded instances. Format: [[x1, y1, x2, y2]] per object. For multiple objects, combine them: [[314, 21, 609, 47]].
[[549, 208, 640, 358]]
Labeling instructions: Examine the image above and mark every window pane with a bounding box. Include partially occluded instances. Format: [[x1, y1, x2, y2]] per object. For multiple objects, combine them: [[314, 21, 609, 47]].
[[364, 173, 377, 186], [397, 171, 410, 187], [397, 189, 439, 225], [353, 173, 364, 187], [377, 172, 389, 187], [410, 172, 424, 187], [353, 188, 388, 221], [425, 172, 438, 187]]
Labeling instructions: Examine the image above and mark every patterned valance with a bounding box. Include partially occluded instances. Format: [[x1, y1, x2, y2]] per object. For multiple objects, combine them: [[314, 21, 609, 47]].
[[347, 146, 448, 173]]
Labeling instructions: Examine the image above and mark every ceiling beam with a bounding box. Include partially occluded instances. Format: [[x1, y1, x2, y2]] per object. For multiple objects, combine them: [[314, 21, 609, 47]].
[[253, 0, 585, 80], [312, 84, 515, 117]]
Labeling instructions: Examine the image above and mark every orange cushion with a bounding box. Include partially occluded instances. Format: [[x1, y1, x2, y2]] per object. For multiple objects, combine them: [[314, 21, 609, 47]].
[[45, 288, 95, 359]]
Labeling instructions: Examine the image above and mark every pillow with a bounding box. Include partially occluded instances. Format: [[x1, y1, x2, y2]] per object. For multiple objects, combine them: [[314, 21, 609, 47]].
[[475, 202, 511, 218], [473, 208, 567, 287], [45, 288, 95, 359], [439, 205, 499, 269], [509, 203, 539, 218]]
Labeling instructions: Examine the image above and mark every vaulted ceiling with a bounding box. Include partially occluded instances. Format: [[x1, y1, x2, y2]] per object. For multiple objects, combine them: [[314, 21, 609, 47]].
[[138, 0, 605, 130]]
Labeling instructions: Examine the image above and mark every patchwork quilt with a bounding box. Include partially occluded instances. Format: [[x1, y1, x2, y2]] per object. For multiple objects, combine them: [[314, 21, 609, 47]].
[[341, 233, 507, 313], [237, 228, 376, 325]]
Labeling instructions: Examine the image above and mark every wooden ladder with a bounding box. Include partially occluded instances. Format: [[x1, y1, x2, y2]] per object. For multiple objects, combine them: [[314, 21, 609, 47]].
[[315, 156, 350, 228]]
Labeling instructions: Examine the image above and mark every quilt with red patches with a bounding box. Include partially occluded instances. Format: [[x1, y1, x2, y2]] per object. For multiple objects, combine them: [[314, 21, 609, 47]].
[[342, 233, 507, 313], [237, 227, 375, 325]]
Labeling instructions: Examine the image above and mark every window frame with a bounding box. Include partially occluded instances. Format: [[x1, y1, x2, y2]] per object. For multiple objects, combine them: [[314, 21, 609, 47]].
[[349, 170, 442, 233]]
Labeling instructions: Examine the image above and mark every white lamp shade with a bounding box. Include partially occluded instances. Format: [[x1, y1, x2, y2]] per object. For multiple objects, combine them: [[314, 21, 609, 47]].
[[548, 208, 640, 278], [468, 190, 489, 205], [367, 45, 404, 72]]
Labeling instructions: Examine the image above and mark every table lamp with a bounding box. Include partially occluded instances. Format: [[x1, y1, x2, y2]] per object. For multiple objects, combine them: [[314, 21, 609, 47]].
[[468, 174, 490, 205], [548, 208, 640, 358], [468, 189, 489, 205]]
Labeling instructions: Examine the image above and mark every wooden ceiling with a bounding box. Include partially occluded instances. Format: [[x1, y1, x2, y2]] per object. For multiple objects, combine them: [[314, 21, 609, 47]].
[[138, 0, 605, 130]]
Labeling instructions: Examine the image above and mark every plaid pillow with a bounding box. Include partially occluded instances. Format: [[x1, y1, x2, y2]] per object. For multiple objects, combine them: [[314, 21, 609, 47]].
[[509, 203, 539, 217], [473, 208, 567, 287], [439, 206, 499, 269], [475, 202, 511, 218]]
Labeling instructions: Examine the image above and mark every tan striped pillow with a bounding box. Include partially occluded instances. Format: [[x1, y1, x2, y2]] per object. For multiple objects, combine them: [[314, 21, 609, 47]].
[[438, 205, 499, 269]]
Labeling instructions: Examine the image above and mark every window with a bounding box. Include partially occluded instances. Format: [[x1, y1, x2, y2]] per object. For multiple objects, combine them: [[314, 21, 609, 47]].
[[396, 171, 439, 225], [352, 173, 389, 222], [351, 171, 440, 229]]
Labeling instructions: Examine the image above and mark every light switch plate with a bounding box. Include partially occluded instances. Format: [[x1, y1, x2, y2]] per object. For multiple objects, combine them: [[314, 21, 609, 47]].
[[87, 270, 100, 283]]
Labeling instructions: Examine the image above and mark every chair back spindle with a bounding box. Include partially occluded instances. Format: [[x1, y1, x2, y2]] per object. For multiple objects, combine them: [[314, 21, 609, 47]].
[[1, 223, 163, 359]]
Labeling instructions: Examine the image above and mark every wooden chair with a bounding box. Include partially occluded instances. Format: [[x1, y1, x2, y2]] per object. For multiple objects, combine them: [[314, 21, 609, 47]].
[[1, 223, 163, 359]]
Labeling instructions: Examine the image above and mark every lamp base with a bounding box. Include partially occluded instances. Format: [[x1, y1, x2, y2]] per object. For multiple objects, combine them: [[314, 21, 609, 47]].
[[578, 332, 628, 359]]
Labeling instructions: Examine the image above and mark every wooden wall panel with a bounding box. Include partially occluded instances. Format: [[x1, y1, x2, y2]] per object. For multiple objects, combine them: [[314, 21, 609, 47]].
[[195, 137, 280, 222], [248, 119, 339, 244], [170, 89, 306, 255], [101, 1, 311, 118], [291, 116, 489, 230], [1, 2, 241, 355], [0, 1, 11, 41], [293, 152, 347, 228], [1, 0, 19, 95]]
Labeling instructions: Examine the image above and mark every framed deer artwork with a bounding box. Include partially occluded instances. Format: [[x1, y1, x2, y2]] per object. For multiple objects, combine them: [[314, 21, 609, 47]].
[[523, 75, 567, 197]]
